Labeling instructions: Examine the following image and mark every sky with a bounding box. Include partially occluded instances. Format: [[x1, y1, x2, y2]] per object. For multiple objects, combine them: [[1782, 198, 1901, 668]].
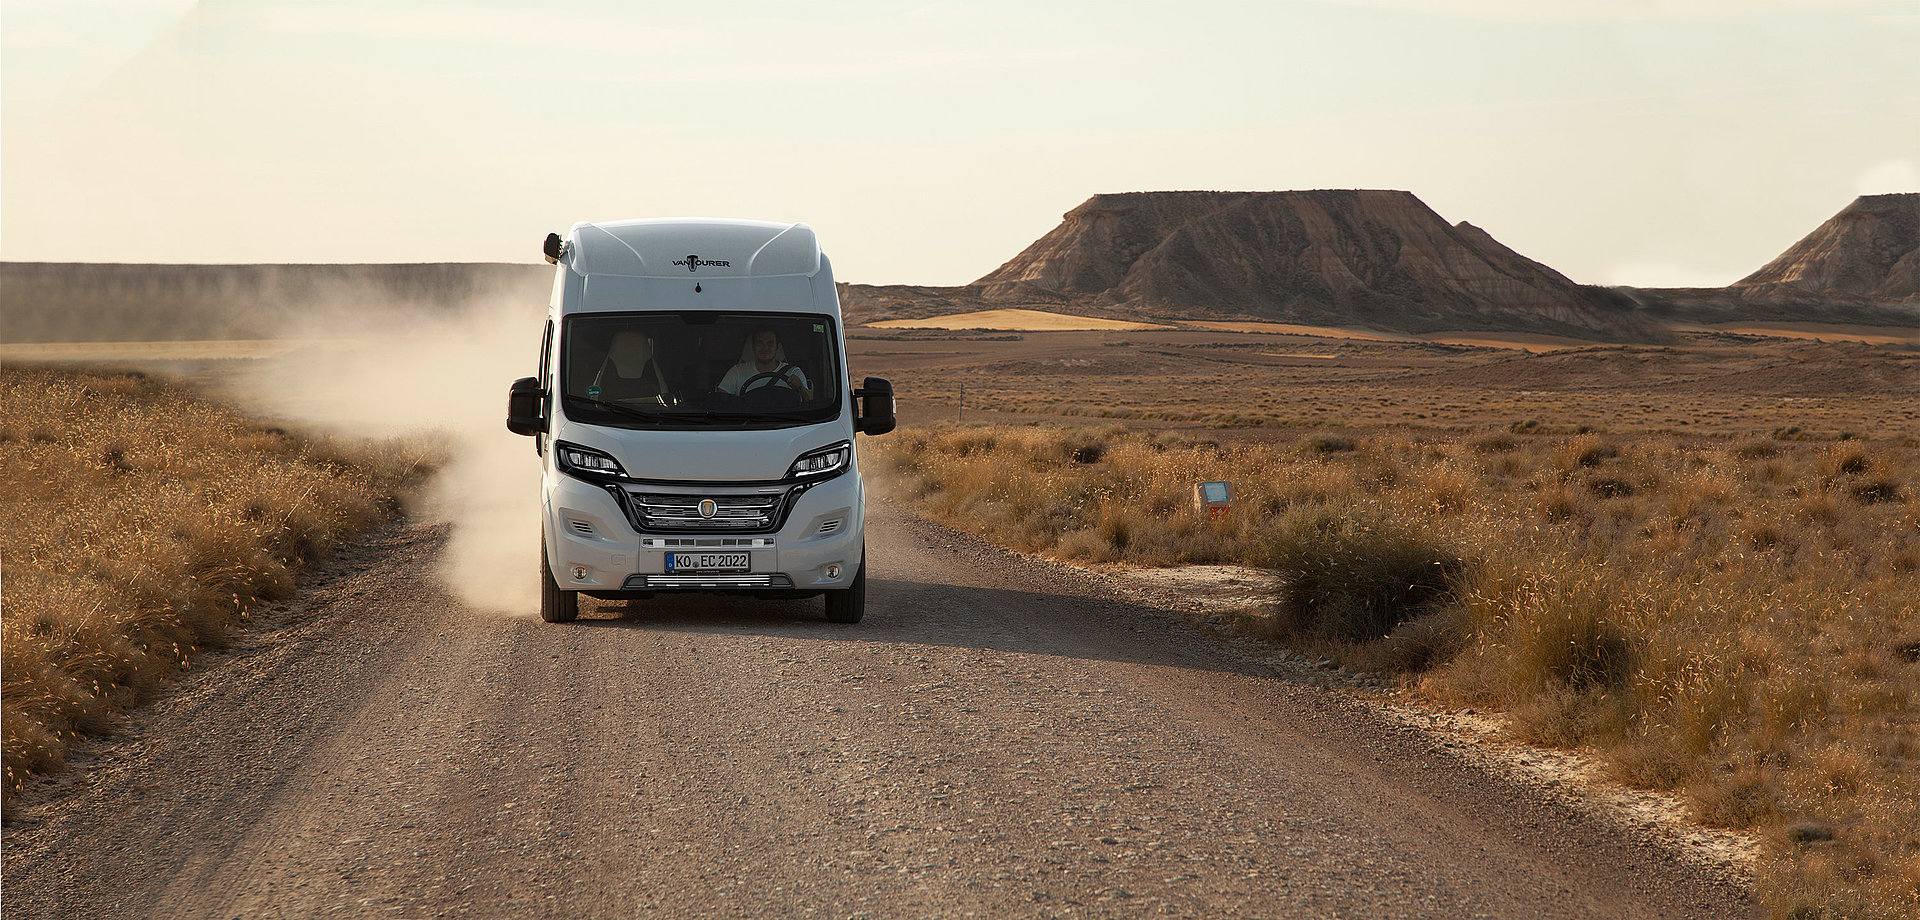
[[2, 0, 1916, 287]]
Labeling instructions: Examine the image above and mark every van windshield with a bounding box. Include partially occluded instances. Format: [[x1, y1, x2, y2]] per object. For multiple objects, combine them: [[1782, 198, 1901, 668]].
[[560, 312, 842, 429]]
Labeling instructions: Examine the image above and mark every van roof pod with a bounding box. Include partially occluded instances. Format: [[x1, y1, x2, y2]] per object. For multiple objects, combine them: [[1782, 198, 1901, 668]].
[[562, 218, 821, 279]]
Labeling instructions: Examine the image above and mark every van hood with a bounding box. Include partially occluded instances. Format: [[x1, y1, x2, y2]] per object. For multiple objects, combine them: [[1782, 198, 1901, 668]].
[[561, 421, 849, 483]]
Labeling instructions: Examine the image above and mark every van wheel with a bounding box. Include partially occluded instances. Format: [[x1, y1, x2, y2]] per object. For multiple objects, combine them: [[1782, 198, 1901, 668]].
[[540, 541, 579, 623], [824, 559, 866, 624]]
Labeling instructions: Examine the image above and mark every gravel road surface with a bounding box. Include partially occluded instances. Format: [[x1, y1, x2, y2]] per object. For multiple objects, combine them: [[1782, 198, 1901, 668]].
[[2, 504, 1754, 918]]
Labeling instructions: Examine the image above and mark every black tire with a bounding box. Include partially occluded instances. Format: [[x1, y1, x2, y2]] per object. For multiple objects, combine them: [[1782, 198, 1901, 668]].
[[824, 557, 866, 624], [540, 540, 580, 623]]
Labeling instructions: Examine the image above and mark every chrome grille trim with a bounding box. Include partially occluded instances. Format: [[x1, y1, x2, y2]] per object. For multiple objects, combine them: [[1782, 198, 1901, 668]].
[[641, 537, 775, 549], [615, 484, 802, 535], [633, 493, 780, 531]]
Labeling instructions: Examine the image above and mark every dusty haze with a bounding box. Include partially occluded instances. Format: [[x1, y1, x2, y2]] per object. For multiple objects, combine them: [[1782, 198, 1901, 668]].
[[225, 291, 547, 614]]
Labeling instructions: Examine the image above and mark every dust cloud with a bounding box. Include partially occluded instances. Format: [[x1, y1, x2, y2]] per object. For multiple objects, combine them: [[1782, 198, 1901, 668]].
[[228, 291, 547, 614]]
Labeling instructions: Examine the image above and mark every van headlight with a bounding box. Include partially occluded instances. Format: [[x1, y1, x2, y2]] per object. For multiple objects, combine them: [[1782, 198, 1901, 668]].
[[786, 441, 851, 480], [555, 441, 628, 478]]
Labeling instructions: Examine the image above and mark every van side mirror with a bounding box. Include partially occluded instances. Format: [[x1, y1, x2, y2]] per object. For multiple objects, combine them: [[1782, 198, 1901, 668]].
[[853, 376, 895, 436], [507, 376, 547, 436], [542, 232, 565, 265]]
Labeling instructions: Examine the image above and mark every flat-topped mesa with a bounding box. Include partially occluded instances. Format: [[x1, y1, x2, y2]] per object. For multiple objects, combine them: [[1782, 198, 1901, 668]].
[[975, 189, 1662, 341], [1735, 193, 1920, 301]]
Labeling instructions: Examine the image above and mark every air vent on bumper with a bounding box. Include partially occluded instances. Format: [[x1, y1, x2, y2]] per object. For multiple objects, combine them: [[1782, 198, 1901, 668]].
[[624, 574, 795, 590]]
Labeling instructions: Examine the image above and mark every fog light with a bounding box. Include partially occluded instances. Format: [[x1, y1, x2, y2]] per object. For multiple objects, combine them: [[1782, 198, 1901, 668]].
[[570, 565, 588, 581], [825, 563, 842, 579]]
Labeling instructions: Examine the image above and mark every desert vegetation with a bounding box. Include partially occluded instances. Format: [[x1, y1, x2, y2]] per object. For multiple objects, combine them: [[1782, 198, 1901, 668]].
[[0, 365, 435, 813], [872, 422, 1920, 919]]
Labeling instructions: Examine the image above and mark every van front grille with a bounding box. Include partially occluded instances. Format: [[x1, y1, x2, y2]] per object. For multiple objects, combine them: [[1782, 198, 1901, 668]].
[[631, 492, 784, 532]]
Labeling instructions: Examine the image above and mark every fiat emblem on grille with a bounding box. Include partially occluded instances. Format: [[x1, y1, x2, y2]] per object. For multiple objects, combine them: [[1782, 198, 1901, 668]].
[[698, 499, 717, 519]]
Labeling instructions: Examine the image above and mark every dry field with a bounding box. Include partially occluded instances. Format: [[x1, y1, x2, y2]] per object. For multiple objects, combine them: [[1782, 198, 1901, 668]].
[[856, 325, 1920, 919], [1693, 323, 1920, 347], [0, 365, 435, 813], [846, 326, 1919, 441]]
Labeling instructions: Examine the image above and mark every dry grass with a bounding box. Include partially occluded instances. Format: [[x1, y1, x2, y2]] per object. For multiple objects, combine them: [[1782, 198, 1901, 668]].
[[873, 423, 1920, 919], [0, 365, 436, 814]]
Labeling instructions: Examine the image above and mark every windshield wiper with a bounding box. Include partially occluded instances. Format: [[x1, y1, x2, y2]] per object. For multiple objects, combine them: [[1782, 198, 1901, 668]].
[[566, 395, 669, 424], [648, 409, 805, 425]]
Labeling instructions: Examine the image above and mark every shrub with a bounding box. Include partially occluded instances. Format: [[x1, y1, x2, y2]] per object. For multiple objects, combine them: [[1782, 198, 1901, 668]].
[[1302, 434, 1357, 454], [1828, 448, 1870, 476], [1525, 605, 1635, 692], [1849, 480, 1903, 504], [1556, 434, 1619, 471], [1351, 610, 1465, 674], [1251, 514, 1463, 644], [1585, 475, 1636, 499]]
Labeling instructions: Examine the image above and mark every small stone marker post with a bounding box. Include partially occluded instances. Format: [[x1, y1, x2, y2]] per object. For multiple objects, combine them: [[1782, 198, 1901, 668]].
[[1194, 481, 1234, 521]]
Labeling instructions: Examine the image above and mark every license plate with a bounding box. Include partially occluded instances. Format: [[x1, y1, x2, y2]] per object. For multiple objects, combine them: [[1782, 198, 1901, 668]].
[[665, 552, 749, 573]]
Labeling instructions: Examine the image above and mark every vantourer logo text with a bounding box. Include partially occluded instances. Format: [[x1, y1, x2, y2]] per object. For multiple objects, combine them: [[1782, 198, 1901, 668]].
[[672, 254, 731, 272]]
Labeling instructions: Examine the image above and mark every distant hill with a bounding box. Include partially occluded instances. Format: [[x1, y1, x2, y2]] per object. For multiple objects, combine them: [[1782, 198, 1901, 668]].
[[1738, 194, 1920, 299], [15, 195, 1913, 347], [1626, 195, 1919, 328], [0, 262, 551, 343], [967, 190, 1667, 342]]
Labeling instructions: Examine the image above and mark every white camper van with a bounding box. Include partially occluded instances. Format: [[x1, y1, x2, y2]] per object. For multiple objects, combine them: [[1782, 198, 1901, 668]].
[[507, 219, 894, 624]]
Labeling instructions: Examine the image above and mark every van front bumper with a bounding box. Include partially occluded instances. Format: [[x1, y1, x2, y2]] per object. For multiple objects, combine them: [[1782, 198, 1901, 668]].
[[545, 470, 862, 594]]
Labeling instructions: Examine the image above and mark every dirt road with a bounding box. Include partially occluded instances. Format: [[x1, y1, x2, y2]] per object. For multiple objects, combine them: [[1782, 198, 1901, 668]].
[[2, 504, 1753, 919]]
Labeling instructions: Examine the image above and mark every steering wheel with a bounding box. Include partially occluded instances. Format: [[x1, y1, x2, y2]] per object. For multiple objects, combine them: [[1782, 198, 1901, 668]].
[[739, 368, 799, 393]]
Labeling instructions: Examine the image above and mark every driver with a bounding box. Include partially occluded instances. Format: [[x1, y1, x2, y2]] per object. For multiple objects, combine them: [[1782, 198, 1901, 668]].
[[717, 328, 812, 399]]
